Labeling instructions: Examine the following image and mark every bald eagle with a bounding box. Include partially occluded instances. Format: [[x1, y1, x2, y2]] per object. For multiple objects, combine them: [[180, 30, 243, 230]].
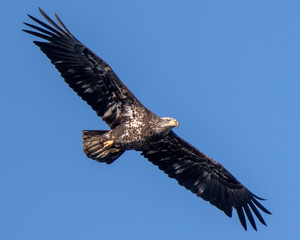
[[24, 8, 271, 230]]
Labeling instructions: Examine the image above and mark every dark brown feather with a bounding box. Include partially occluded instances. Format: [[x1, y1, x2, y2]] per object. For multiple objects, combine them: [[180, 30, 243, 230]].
[[141, 131, 271, 230], [23, 9, 146, 129]]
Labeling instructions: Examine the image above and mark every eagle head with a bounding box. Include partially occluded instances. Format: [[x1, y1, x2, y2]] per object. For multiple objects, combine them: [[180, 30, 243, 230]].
[[158, 117, 179, 131]]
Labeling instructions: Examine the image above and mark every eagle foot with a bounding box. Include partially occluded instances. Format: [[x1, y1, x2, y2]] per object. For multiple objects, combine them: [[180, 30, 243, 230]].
[[103, 140, 114, 149]]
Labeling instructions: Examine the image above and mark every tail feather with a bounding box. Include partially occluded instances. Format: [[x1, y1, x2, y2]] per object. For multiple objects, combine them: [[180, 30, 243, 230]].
[[82, 130, 124, 164]]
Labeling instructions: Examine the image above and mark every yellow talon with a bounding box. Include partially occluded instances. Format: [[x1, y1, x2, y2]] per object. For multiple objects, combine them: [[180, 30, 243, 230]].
[[103, 140, 114, 149]]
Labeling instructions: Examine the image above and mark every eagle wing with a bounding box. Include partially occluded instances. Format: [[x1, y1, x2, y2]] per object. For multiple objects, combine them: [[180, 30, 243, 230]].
[[141, 131, 271, 231], [23, 8, 146, 129]]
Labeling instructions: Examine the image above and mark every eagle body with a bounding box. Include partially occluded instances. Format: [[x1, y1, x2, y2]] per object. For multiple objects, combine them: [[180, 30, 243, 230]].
[[83, 112, 179, 163], [24, 8, 271, 231], [111, 111, 158, 147]]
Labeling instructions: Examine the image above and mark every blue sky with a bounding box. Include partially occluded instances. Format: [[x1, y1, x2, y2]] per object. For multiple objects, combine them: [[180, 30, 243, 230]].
[[1, 0, 299, 239]]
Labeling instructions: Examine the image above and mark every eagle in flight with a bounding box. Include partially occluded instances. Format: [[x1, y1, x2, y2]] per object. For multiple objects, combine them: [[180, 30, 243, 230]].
[[24, 8, 271, 231]]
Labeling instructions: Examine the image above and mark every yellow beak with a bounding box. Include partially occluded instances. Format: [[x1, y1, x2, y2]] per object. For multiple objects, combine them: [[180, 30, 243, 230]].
[[170, 119, 179, 127]]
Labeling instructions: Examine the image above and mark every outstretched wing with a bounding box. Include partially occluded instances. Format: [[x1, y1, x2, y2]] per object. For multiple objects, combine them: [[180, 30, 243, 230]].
[[141, 131, 271, 231], [23, 8, 147, 129]]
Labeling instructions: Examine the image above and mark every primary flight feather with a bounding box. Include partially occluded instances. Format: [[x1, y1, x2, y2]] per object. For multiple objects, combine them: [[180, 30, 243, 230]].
[[23, 8, 271, 230]]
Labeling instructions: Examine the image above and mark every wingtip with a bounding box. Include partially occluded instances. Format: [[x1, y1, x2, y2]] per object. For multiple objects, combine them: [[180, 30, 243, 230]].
[[251, 197, 272, 215], [38, 7, 44, 14], [22, 29, 30, 34], [38, 7, 48, 19], [265, 209, 272, 215], [27, 14, 35, 21], [262, 221, 267, 227], [242, 223, 247, 231], [252, 193, 267, 201]]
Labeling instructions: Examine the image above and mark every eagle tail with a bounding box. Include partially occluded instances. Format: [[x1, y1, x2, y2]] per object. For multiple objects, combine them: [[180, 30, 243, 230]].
[[82, 130, 124, 164]]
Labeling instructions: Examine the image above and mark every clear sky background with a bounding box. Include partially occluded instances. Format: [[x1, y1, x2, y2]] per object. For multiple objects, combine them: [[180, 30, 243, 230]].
[[1, 1, 299, 239]]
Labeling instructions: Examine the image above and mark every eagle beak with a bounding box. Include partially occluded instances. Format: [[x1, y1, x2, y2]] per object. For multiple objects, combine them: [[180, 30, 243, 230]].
[[171, 119, 179, 127]]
